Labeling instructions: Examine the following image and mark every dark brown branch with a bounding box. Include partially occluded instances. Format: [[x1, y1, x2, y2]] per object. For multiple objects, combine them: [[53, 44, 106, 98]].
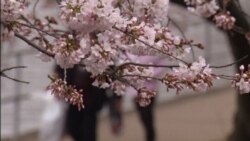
[[168, 16, 196, 60], [1, 73, 29, 84], [14, 32, 54, 57], [16, 21, 61, 37], [118, 62, 178, 69], [0, 66, 29, 84], [113, 62, 178, 76], [112, 25, 189, 64], [32, 0, 40, 18], [211, 55, 249, 69], [1, 20, 54, 57], [216, 74, 237, 80], [1, 66, 27, 73], [121, 74, 162, 81], [114, 76, 138, 91]]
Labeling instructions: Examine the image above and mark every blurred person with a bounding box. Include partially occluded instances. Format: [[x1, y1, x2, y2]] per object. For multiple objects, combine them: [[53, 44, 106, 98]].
[[39, 65, 123, 141], [40, 55, 162, 141], [135, 98, 156, 141], [58, 66, 124, 141], [124, 87, 156, 141], [39, 64, 156, 141], [121, 54, 164, 141]]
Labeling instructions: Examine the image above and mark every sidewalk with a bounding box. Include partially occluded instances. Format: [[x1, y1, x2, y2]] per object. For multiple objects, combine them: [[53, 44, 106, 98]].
[[98, 88, 236, 141], [12, 87, 236, 141]]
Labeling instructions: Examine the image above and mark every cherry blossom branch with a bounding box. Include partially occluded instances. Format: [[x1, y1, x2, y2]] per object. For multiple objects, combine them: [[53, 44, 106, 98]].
[[2, 0, 249, 109], [14, 32, 54, 57], [118, 56, 249, 70], [216, 74, 236, 80], [116, 62, 178, 71], [168, 16, 196, 60], [1, 73, 29, 84], [1, 66, 27, 72], [117, 77, 138, 91], [20, 15, 67, 37], [0, 20, 54, 57], [121, 74, 162, 81], [16, 21, 61, 37], [112, 25, 189, 64], [211, 55, 249, 69], [0, 66, 29, 84], [20, 15, 34, 26]]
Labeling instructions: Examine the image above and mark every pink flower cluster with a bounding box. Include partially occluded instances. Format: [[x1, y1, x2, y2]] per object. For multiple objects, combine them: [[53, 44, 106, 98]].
[[60, 0, 125, 33], [185, 0, 219, 17], [185, 0, 237, 36], [232, 65, 250, 94], [1, 0, 212, 107], [53, 35, 86, 68], [214, 12, 236, 30], [56, 0, 192, 76], [47, 76, 84, 110], [0, 0, 30, 39], [118, 19, 192, 58], [136, 88, 156, 107], [2, 0, 250, 108], [163, 57, 215, 92], [1, 0, 26, 22], [123, 0, 169, 24]]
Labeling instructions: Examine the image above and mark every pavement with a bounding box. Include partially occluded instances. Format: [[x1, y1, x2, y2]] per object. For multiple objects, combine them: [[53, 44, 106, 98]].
[[97, 88, 236, 141], [5, 87, 236, 141]]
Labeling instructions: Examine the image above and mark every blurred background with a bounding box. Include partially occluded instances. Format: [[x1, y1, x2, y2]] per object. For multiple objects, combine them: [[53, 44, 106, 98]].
[[1, 0, 250, 141]]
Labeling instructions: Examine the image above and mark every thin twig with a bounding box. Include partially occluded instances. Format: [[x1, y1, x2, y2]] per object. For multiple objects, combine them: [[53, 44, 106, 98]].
[[20, 15, 67, 37], [112, 26, 189, 64], [168, 16, 196, 61], [1, 73, 29, 84], [216, 74, 236, 80], [211, 55, 249, 68], [33, 0, 40, 18], [116, 62, 178, 71], [0, 66, 29, 84], [1, 66, 27, 73], [126, 0, 133, 11], [121, 74, 162, 81], [16, 21, 60, 37], [20, 15, 34, 25], [14, 32, 54, 57], [232, 25, 247, 35], [117, 77, 138, 91], [0, 21, 54, 57]]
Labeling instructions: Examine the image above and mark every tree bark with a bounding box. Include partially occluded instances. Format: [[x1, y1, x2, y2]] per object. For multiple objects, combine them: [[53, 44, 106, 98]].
[[170, 0, 250, 140], [225, 1, 250, 140]]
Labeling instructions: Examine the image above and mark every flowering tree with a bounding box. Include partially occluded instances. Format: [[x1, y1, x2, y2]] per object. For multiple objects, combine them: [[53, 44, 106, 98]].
[[1, 0, 250, 139], [169, 1, 250, 140]]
